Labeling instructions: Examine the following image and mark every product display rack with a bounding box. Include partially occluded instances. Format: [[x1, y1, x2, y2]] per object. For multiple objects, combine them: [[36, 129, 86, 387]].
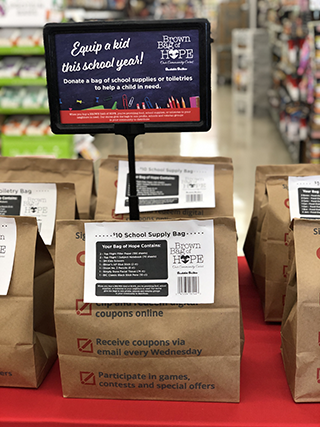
[[232, 28, 271, 117], [302, 19, 320, 163], [261, 0, 320, 163], [266, 2, 309, 162], [0, 30, 74, 159], [0, 46, 46, 89], [215, 0, 249, 84]]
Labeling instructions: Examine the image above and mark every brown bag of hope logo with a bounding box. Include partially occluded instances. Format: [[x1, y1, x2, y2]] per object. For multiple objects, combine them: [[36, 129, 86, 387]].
[[244, 164, 320, 322], [281, 219, 320, 402], [95, 155, 234, 220], [54, 216, 243, 402], [0, 217, 56, 388]]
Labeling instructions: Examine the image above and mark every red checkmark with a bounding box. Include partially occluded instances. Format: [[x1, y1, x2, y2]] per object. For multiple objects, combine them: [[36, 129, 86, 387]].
[[76, 299, 92, 316], [77, 338, 93, 353], [80, 371, 96, 385]]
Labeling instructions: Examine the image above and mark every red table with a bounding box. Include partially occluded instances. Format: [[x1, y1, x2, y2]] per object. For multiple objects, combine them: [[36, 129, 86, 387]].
[[1, 257, 319, 426]]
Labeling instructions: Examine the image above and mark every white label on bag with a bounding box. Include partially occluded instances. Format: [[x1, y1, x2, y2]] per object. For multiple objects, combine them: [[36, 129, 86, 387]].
[[0, 183, 57, 245], [115, 161, 215, 214], [84, 220, 215, 304], [288, 176, 320, 220], [0, 217, 16, 295]]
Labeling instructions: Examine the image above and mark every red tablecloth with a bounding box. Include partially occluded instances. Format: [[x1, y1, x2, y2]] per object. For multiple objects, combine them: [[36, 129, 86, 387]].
[[1, 257, 319, 426]]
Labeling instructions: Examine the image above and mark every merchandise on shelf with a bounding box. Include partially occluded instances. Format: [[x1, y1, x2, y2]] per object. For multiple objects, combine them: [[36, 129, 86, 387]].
[[0, 28, 20, 46], [19, 57, 46, 78], [22, 87, 48, 109], [232, 28, 271, 116], [0, 86, 48, 110], [0, 26, 74, 158], [26, 116, 52, 135], [154, 0, 202, 19], [0, 56, 23, 77], [265, 0, 314, 162], [305, 137, 320, 162], [2, 115, 52, 136], [0, 87, 25, 108], [1, 115, 52, 135], [74, 134, 101, 160], [216, 0, 248, 84], [0, 27, 43, 48], [0, 114, 75, 159], [65, 0, 127, 9], [16, 28, 43, 47], [1, 114, 29, 135], [297, 21, 320, 162]]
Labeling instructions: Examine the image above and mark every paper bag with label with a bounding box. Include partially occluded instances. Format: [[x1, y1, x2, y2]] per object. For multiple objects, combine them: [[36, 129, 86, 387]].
[[244, 165, 320, 321], [0, 156, 96, 219], [0, 182, 76, 261], [244, 164, 320, 270], [54, 216, 242, 402], [0, 216, 56, 388], [281, 219, 320, 402], [95, 155, 233, 220]]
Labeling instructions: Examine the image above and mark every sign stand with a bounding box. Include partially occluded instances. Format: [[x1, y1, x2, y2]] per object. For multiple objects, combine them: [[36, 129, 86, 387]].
[[125, 134, 139, 221], [115, 124, 145, 220], [43, 19, 212, 221]]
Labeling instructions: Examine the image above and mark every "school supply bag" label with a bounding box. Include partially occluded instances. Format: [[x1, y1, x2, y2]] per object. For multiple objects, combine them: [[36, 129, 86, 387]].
[[115, 161, 215, 214], [84, 220, 215, 304]]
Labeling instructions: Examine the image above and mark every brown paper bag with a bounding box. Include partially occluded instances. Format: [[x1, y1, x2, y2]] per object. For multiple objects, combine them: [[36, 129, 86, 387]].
[[0, 181, 76, 261], [0, 156, 96, 219], [54, 216, 243, 402], [0, 216, 56, 388], [49, 183, 76, 259], [281, 219, 320, 402], [252, 176, 291, 321], [95, 156, 234, 220], [244, 164, 320, 270], [244, 164, 320, 321]]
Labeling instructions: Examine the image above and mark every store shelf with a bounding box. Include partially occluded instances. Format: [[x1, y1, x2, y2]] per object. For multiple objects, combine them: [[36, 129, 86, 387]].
[[0, 77, 46, 86], [0, 46, 45, 55], [264, 3, 313, 163], [1, 134, 75, 158], [268, 104, 301, 163], [0, 26, 73, 158], [0, 107, 49, 114]]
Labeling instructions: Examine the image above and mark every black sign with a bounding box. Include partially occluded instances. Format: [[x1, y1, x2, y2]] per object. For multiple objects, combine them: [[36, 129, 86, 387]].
[[44, 19, 212, 135]]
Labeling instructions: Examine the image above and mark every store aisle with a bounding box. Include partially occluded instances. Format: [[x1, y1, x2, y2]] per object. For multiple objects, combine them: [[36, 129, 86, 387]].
[[94, 50, 293, 256]]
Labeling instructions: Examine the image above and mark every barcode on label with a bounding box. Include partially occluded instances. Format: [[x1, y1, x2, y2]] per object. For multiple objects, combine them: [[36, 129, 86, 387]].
[[186, 193, 203, 202], [177, 276, 200, 295]]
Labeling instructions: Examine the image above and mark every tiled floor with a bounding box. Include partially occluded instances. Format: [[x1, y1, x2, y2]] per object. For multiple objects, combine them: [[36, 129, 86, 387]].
[[94, 49, 293, 255]]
